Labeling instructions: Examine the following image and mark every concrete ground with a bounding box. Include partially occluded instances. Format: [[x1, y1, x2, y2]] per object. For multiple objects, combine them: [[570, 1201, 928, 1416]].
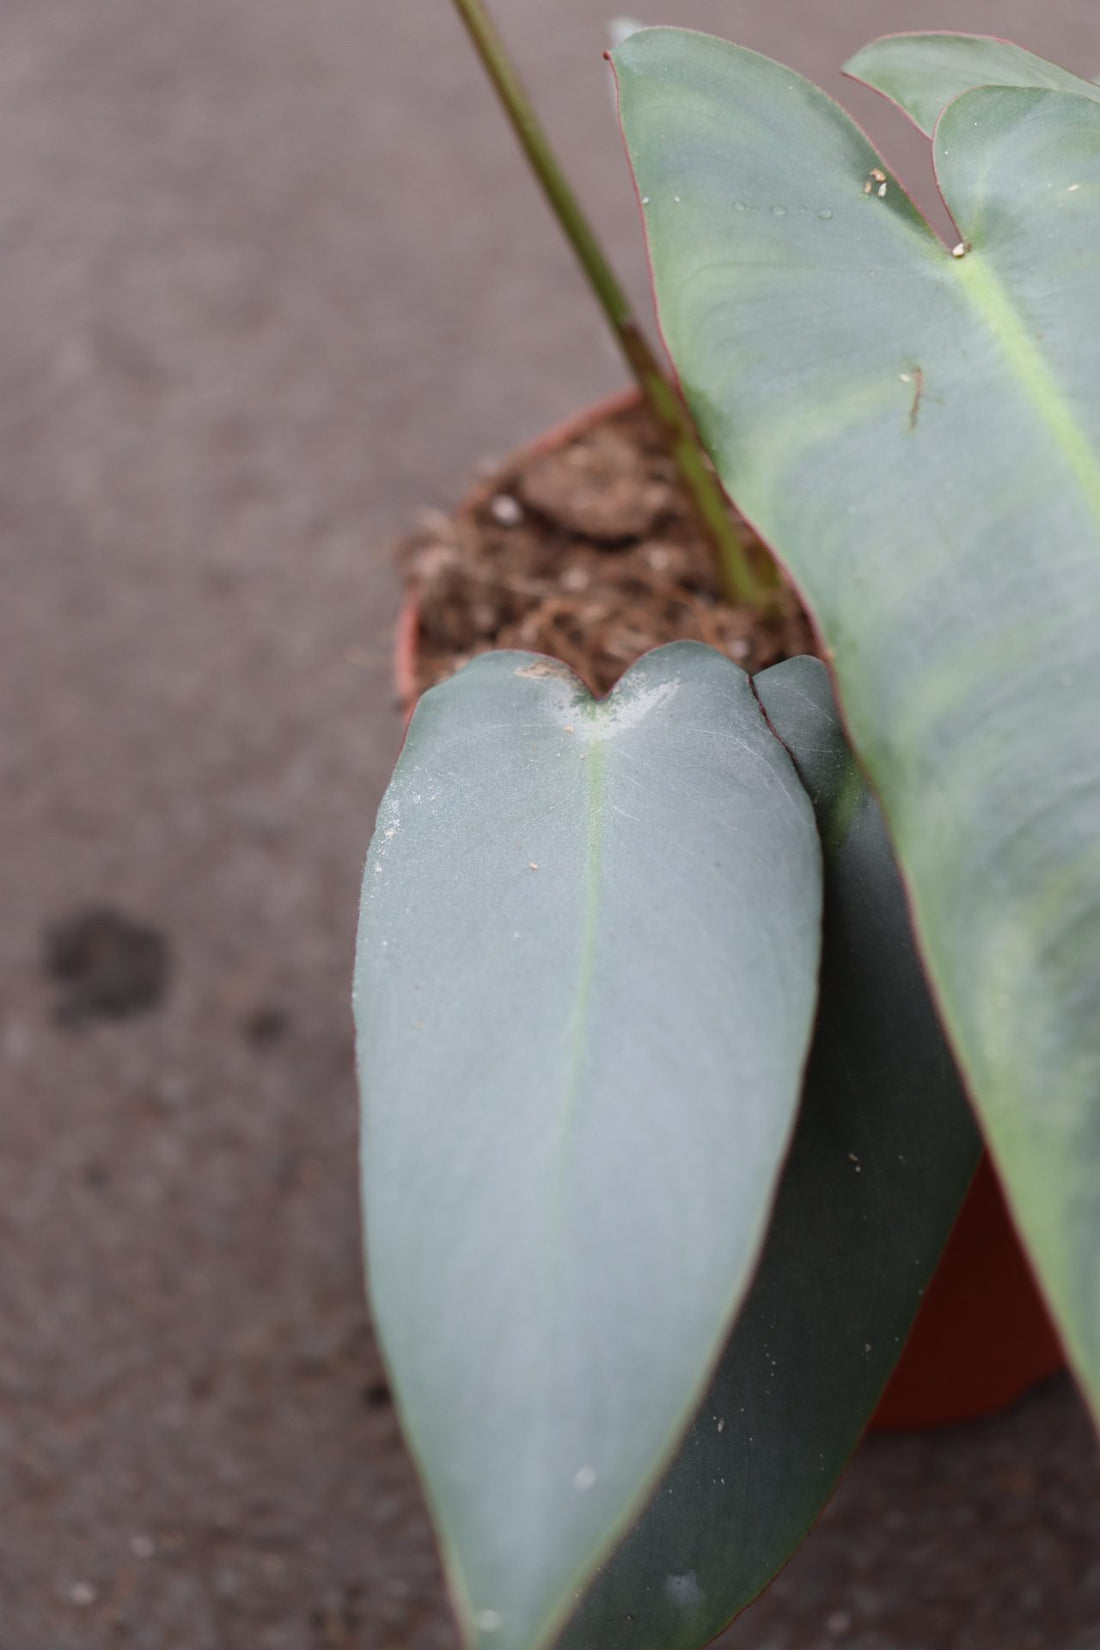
[[2, 1, 1099, 1646]]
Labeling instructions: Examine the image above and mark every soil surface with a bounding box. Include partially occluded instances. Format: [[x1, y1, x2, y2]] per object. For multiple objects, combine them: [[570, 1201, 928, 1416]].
[[4, 2, 1100, 1648], [404, 400, 816, 699]]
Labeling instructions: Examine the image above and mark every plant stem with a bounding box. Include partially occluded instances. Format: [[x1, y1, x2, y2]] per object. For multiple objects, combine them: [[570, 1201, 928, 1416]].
[[448, 0, 771, 611]]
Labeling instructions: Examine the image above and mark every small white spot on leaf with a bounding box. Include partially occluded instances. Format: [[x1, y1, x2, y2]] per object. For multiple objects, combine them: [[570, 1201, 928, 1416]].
[[665, 1572, 704, 1609], [514, 659, 573, 681]]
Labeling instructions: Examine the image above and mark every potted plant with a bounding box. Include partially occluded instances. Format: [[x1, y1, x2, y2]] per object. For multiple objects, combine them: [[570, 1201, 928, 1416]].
[[355, 17, 1099, 1650]]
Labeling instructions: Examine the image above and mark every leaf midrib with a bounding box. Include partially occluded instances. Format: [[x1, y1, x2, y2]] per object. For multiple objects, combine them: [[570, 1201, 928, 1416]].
[[954, 249, 1100, 529], [541, 731, 608, 1341], [518, 735, 609, 1650]]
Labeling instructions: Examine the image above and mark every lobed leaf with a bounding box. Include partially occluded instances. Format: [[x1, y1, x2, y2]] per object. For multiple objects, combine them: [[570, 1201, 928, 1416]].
[[845, 32, 1100, 136], [355, 644, 821, 1650], [612, 28, 1100, 1421]]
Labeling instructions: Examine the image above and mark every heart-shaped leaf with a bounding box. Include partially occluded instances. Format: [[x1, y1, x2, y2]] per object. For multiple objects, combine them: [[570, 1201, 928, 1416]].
[[845, 32, 1100, 136], [558, 657, 979, 1650], [355, 643, 821, 1650], [612, 28, 1100, 1421]]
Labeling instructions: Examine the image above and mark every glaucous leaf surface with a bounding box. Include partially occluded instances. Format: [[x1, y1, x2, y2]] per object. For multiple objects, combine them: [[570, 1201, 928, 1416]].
[[559, 657, 980, 1650], [355, 644, 821, 1650], [613, 30, 1100, 1419], [845, 32, 1100, 136]]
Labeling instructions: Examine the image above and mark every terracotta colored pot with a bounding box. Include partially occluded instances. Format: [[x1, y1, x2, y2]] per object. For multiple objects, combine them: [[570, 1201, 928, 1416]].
[[869, 1153, 1064, 1430], [393, 393, 1066, 1430]]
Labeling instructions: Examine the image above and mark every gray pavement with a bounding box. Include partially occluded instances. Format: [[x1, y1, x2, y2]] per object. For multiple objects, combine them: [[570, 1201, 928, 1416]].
[[2, 2, 1100, 1646]]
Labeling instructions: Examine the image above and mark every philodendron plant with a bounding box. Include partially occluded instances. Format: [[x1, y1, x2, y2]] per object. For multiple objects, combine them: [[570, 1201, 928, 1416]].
[[354, 29, 1100, 1650]]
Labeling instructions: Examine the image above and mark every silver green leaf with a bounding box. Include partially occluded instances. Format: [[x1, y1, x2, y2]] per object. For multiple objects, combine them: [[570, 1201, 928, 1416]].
[[845, 32, 1100, 136], [355, 643, 822, 1650]]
